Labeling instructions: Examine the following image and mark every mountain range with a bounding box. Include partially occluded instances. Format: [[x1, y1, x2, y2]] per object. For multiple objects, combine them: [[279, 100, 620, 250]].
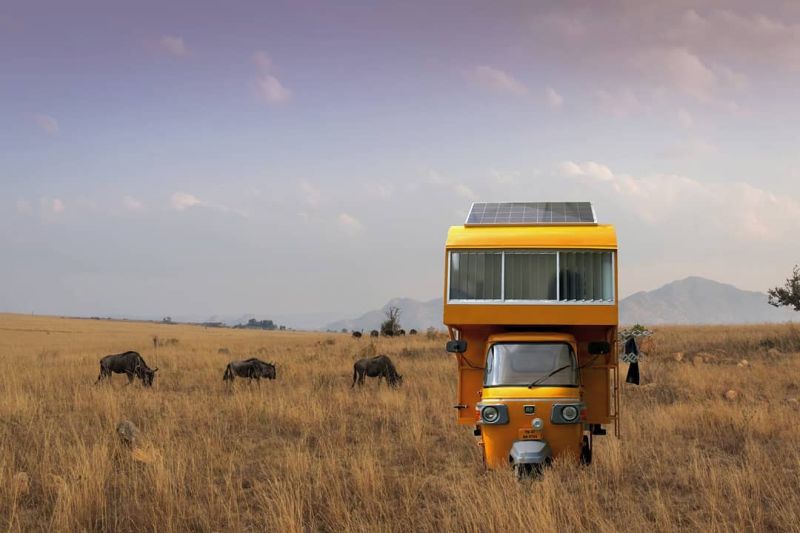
[[324, 277, 797, 331]]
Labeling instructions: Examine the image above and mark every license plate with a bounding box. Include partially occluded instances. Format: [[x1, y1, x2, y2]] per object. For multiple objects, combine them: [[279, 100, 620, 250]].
[[519, 429, 542, 441]]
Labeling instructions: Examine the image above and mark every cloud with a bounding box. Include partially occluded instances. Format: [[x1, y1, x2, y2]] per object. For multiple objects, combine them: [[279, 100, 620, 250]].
[[252, 50, 291, 104], [256, 75, 291, 104], [170, 192, 205, 211], [674, 9, 800, 71], [467, 65, 528, 96], [364, 181, 394, 200], [160, 36, 188, 57], [545, 87, 564, 108], [454, 183, 477, 200], [31, 113, 59, 135], [491, 169, 521, 184], [123, 196, 144, 211], [168, 192, 246, 217], [595, 88, 647, 117], [425, 169, 479, 200], [633, 47, 719, 102], [337, 212, 364, 235], [558, 160, 800, 241], [39, 197, 65, 215], [253, 50, 272, 71], [300, 181, 322, 207]]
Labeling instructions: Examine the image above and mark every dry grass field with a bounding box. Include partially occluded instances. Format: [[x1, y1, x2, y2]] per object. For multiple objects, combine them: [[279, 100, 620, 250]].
[[1, 313, 799, 532]]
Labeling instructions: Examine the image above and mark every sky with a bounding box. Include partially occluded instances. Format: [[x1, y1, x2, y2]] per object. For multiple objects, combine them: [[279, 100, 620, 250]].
[[2, 0, 800, 323]]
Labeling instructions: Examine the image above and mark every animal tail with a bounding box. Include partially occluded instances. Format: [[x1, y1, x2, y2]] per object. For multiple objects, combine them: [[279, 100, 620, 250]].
[[352, 365, 357, 387], [223, 364, 232, 381]]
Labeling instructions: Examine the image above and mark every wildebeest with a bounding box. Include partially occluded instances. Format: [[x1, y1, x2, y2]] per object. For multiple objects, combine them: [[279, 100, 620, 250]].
[[352, 354, 403, 387], [409, 329, 418, 335], [352, 331, 362, 339], [223, 358, 276, 384], [370, 330, 379, 338], [398, 329, 406, 336], [95, 351, 158, 387]]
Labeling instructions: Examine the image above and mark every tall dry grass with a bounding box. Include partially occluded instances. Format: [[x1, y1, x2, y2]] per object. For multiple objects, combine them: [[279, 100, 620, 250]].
[[1, 314, 799, 532]]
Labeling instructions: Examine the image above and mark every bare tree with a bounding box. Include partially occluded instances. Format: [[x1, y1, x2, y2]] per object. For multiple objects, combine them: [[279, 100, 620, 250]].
[[768, 265, 800, 312], [380, 306, 402, 336]]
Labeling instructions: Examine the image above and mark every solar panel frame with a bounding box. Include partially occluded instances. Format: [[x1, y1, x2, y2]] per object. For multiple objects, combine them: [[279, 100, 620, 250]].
[[465, 202, 597, 226]]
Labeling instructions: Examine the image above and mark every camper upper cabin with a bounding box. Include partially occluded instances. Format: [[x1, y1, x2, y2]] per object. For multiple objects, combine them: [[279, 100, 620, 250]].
[[443, 202, 618, 327]]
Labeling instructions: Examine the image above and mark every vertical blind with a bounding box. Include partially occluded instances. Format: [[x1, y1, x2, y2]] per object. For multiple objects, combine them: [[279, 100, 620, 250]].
[[504, 253, 557, 300], [559, 251, 613, 301], [448, 250, 614, 302], [448, 251, 502, 300]]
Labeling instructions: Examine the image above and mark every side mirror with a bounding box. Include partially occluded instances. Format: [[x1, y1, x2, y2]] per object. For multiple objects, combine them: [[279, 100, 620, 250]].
[[446, 340, 468, 353], [588, 341, 610, 355]]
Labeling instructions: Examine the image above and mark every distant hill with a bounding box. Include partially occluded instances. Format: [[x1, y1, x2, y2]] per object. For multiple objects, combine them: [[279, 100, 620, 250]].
[[620, 276, 796, 325], [325, 297, 443, 332], [325, 277, 797, 331]]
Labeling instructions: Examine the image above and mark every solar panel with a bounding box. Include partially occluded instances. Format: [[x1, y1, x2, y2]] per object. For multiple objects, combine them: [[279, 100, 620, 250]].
[[465, 202, 596, 226]]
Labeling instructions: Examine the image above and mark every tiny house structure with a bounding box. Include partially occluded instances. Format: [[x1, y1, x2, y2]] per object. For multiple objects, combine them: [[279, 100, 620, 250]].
[[442, 202, 619, 474]]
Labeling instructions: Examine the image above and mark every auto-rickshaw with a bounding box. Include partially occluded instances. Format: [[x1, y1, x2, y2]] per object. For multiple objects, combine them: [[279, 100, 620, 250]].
[[442, 202, 619, 476]]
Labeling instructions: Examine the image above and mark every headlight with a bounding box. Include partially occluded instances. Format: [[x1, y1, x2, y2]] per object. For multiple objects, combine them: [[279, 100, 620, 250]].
[[561, 405, 579, 422], [532, 417, 544, 430], [482, 406, 500, 423]]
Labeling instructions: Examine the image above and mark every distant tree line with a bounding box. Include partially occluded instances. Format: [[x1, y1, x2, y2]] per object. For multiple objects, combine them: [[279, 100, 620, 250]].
[[233, 318, 283, 330]]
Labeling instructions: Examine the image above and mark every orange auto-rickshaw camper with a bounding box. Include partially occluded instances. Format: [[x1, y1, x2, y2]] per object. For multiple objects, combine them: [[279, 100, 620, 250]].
[[442, 202, 619, 475]]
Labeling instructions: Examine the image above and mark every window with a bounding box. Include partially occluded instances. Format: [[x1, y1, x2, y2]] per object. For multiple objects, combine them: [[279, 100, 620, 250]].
[[504, 252, 557, 300], [448, 249, 614, 303], [559, 251, 613, 302], [484, 343, 578, 387], [448, 251, 502, 300]]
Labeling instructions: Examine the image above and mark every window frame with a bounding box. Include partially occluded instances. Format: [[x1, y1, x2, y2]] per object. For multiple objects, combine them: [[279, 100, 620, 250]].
[[447, 248, 616, 305]]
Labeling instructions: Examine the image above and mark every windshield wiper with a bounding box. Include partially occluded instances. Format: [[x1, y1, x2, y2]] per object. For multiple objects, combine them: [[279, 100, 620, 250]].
[[528, 364, 572, 388]]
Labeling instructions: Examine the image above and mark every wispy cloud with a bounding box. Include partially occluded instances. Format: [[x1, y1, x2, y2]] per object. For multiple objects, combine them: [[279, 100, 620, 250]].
[[123, 196, 144, 211], [160, 35, 188, 57], [300, 181, 322, 207], [253, 49, 291, 104], [545, 87, 564, 108], [39, 197, 65, 215], [169, 192, 246, 217], [337, 212, 364, 235], [467, 65, 528, 96], [31, 113, 59, 135], [559, 160, 800, 241], [256, 75, 291, 104], [170, 192, 205, 211]]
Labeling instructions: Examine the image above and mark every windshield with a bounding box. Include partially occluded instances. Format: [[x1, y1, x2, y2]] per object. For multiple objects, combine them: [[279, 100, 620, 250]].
[[484, 342, 578, 387]]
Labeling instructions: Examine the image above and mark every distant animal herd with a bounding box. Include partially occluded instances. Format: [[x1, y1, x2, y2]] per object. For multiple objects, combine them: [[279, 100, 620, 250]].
[[352, 329, 417, 339], [94, 343, 403, 389]]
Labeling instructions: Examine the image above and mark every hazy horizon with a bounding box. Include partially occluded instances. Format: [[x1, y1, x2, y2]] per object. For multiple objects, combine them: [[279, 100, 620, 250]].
[[3, 1, 800, 319]]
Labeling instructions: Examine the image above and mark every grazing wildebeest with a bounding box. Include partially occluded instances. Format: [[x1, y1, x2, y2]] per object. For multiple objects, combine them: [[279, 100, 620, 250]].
[[95, 351, 158, 387], [409, 329, 418, 335], [398, 329, 406, 336], [223, 358, 276, 384], [352, 354, 403, 387], [370, 330, 379, 338], [352, 331, 362, 339]]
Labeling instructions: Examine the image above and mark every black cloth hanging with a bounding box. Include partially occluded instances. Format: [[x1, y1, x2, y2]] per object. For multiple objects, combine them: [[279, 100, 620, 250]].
[[624, 337, 640, 385]]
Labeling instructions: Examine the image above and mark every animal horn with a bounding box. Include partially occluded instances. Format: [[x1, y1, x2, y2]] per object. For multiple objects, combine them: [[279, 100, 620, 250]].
[[153, 368, 159, 372]]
